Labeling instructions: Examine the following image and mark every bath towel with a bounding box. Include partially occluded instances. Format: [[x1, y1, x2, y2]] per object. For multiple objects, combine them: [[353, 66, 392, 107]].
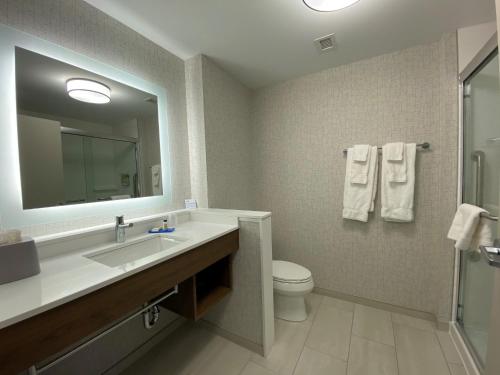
[[350, 144, 371, 184], [382, 142, 407, 182], [448, 204, 495, 251], [343, 146, 378, 222], [381, 143, 416, 222]]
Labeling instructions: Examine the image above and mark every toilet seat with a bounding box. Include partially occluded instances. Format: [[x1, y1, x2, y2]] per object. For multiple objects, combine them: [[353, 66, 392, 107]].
[[273, 260, 312, 284]]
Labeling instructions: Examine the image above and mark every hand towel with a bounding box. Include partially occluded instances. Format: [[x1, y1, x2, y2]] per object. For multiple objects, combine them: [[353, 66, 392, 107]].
[[343, 146, 378, 222], [384, 142, 404, 161], [353, 145, 369, 162], [382, 142, 407, 183], [448, 204, 495, 251], [350, 145, 370, 184], [381, 143, 416, 222]]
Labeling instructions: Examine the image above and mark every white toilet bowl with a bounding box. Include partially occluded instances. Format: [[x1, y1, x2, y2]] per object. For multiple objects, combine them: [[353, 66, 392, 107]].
[[273, 260, 314, 322]]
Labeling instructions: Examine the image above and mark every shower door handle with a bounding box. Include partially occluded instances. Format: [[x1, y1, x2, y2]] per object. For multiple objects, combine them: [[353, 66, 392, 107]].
[[480, 246, 500, 268], [472, 151, 485, 208]]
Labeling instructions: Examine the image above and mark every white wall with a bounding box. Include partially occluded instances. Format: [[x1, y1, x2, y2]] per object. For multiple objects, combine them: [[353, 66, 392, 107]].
[[251, 34, 459, 323], [185, 55, 254, 211], [458, 22, 497, 74]]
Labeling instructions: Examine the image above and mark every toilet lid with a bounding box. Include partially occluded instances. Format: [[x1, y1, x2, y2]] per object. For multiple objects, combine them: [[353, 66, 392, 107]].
[[273, 261, 312, 283]]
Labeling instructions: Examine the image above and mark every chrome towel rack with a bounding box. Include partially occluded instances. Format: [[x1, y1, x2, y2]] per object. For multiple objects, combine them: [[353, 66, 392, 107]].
[[342, 142, 430, 155], [480, 212, 498, 221]]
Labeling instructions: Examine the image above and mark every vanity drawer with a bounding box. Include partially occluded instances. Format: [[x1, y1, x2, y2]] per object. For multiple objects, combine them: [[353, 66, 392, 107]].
[[0, 229, 239, 375]]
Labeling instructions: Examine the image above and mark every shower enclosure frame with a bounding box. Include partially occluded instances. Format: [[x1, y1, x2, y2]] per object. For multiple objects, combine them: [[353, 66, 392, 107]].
[[452, 33, 499, 375]]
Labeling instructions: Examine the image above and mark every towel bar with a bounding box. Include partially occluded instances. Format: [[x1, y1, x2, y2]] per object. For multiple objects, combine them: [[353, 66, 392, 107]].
[[480, 212, 498, 221], [342, 142, 430, 155]]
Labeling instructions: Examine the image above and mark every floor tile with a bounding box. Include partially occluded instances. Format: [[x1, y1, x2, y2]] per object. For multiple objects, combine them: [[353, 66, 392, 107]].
[[251, 294, 322, 375], [192, 335, 251, 375], [252, 319, 311, 375], [352, 305, 394, 346], [394, 323, 450, 375], [305, 298, 353, 360], [347, 336, 397, 375], [320, 296, 355, 313], [120, 323, 222, 375], [448, 362, 467, 375], [436, 330, 462, 364], [304, 293, 324, 324], [391, 313, 436, 332], [293, 346, 347, 375], [241, 361, 277, 375], [120, 323, 250, 375]]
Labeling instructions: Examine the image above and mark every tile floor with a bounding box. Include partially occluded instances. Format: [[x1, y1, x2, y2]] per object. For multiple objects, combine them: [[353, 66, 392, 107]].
[[120, 294, 466, 375]]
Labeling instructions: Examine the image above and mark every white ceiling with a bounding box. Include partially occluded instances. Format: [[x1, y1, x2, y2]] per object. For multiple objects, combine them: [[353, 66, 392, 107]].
[[84, 0, 496, 89]]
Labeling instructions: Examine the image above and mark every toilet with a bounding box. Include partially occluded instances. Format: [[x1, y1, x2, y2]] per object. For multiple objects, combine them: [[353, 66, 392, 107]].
[[272, 260, 314, 322]]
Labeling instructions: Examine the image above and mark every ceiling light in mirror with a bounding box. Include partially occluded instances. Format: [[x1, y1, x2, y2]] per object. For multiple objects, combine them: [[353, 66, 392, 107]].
[[66, 78, 111, 104], [303, 0, 360, 11]]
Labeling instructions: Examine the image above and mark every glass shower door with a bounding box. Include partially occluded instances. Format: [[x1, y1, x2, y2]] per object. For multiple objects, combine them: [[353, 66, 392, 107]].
[[458, 49, 500, 370]]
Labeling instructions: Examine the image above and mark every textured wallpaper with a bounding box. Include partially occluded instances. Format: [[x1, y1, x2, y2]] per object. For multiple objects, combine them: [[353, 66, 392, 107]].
[[185, 55, 209, 208], [251, 34, 458, 323], [204, 220, 264, 346], [0, 0, 191, 236], [201, 56, 254, 210]]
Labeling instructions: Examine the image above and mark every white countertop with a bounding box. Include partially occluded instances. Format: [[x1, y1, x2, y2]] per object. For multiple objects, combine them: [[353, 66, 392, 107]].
[[0, 220, 238, 330]]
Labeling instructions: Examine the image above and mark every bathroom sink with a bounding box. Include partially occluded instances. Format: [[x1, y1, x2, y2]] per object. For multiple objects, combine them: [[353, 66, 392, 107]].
[[85, 235, 186, 268]]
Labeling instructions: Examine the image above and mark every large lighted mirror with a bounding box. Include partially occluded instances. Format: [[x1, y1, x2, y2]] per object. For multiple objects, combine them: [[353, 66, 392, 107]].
[[15, 47, 163, 209]]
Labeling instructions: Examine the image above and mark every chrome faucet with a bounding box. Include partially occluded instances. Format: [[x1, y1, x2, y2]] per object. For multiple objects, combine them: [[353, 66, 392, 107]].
[[115, 215, 133, 243]]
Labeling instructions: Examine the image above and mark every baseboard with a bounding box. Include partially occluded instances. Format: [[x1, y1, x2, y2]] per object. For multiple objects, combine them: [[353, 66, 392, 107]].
[[450, 322, 480, 375], [104, 317, 186, 374], [199, 320, 264, 356], [313, 287, 438, 324]]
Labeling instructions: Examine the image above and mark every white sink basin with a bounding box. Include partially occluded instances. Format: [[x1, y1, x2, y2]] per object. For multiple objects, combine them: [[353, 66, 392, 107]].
[[85, 235, 187, 268]]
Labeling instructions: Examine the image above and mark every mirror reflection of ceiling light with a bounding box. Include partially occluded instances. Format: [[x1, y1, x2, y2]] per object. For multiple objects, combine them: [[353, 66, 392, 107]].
[[303, 0, 360, 12], [66, 78, 111, 104]]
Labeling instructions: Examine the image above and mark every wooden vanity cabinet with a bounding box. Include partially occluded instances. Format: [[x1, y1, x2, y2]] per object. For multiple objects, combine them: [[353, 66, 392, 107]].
[[0, 230, 239, 375], [161, 255, 233, 320]]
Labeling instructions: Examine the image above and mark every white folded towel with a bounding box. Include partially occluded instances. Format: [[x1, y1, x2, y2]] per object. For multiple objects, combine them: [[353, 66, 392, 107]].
[[353, 145, 369, 162], [381, 143, 416, 222], [350, 164, 368, 187], [448, 204, 494, 251], [343, 146, 378, 222], [384, 142, 404, 161], [382, 142, 407, 182]]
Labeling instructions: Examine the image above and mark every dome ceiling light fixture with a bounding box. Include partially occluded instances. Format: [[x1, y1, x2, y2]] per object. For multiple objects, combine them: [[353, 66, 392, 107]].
[[303, 0, 361, 12], [66, 78, 111, 104]]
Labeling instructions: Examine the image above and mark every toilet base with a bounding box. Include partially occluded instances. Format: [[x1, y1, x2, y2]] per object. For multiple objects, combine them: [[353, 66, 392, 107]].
[[274, 294, 307, 322]]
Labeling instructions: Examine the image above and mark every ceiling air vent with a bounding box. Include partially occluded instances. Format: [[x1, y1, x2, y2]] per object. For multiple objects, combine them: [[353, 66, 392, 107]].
[[314, 33, 336, 54]]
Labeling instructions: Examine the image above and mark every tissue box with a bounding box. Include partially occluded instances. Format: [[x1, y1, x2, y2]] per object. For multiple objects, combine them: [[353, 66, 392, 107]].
[[0, 237, 40, 285]]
